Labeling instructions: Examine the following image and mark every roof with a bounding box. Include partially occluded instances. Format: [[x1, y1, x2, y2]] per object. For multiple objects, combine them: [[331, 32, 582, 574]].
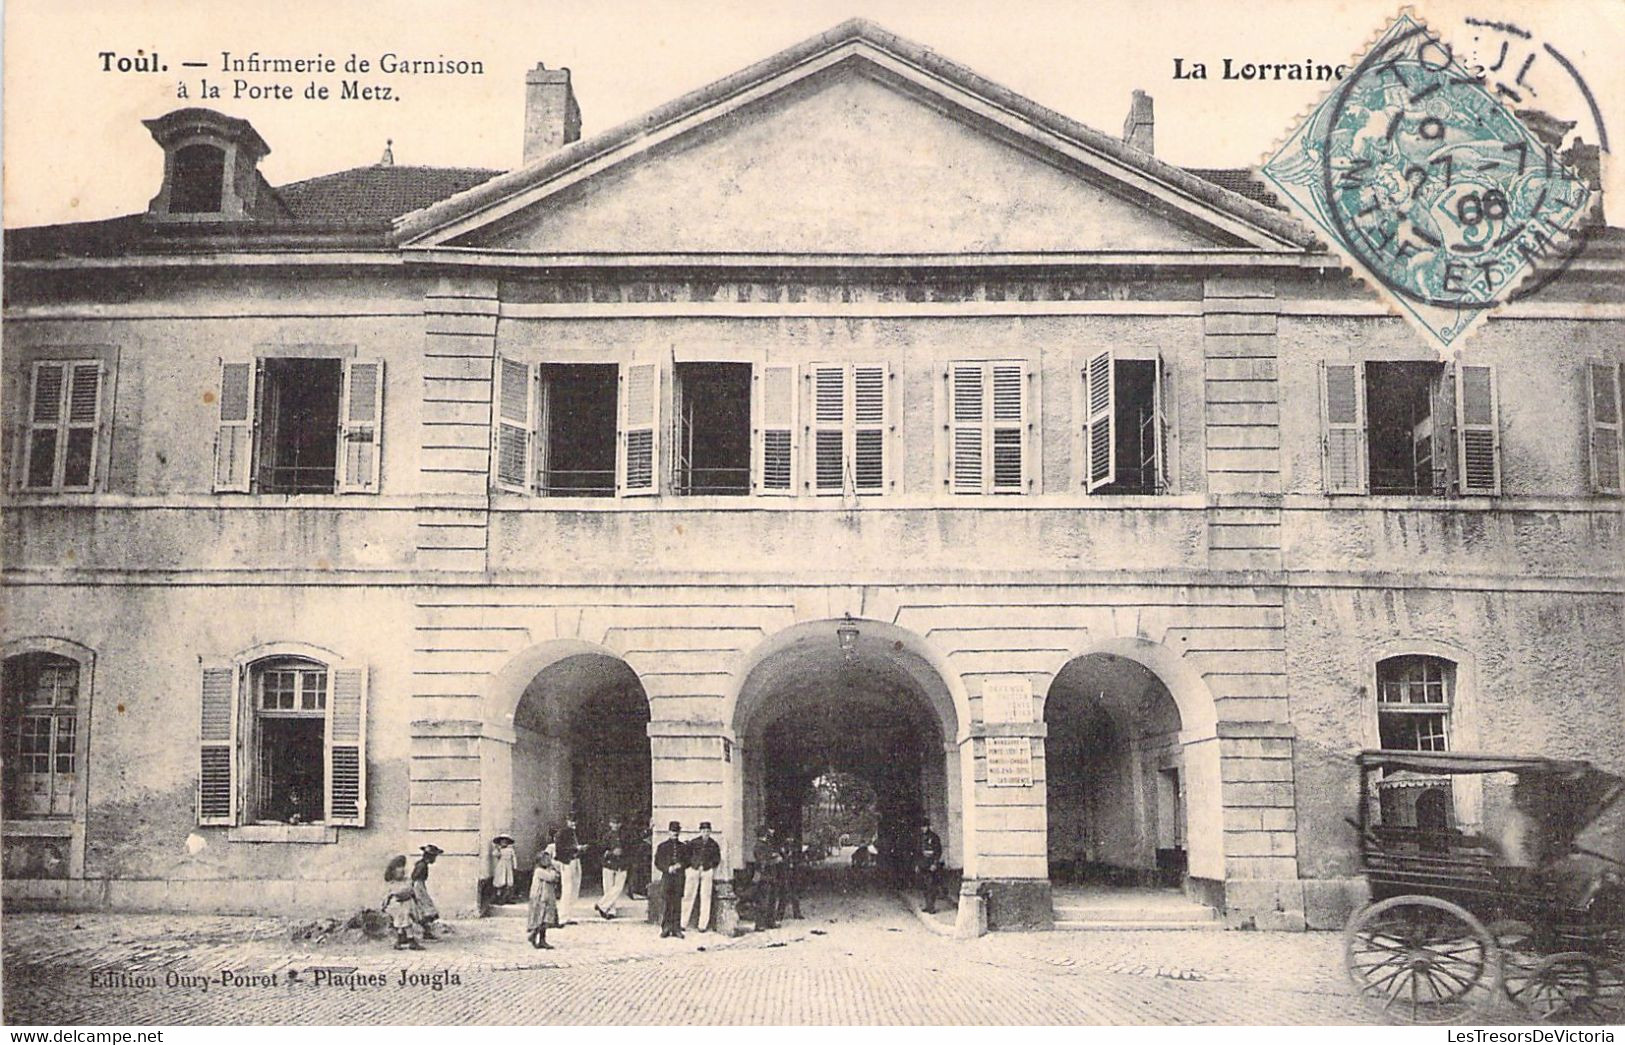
[[1183, 168, 1281, 210], [396, 18, 1317, 250], [1356, 749, 1608, 777], [275, 165, 504, 225]]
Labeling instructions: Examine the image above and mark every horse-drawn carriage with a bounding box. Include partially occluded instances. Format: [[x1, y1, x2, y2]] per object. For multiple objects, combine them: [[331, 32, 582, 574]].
[[1343, 750, 1625, 1024]]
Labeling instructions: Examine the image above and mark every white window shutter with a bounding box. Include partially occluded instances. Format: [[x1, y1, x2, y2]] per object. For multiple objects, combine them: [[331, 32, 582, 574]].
[[754, 364, 797, 494], [325, 665, 367, 827], [59, 362, 104, 491], [1084, 349, 1116, 492], [338, 359, 383, 493], [213, 361, 257, 492], [198, 663, 239, 826], [1321, 362, 1367, 494], [853, 365, 886, 494], [812, 365, 845, 495], [619, 360, 659, 496], [22, 362, 65, 490], [1456, 364, 1500, 495], [1587, 361, 1624, 494], [991, 362, 1025, 493], [950, 364, 984, 494], [493, 356, 533, 493], [1153, 356, 1171, 493]]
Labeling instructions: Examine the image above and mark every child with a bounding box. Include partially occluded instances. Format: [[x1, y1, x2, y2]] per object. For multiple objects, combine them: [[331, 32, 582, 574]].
[[527, 846, 561, 950], [491, 833, 517, 904], [382, 854, 425, 951]]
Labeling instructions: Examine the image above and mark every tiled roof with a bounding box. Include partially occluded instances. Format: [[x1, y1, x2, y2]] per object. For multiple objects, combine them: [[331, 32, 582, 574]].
[[1183, 168, 1282, 211], [274, 165, 504, 225]]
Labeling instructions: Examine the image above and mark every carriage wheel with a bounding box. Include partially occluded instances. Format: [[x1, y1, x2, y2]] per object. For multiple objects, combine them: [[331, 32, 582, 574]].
[[1344, 895, 1501, 1024], [1508, 952, 1625, 1023]]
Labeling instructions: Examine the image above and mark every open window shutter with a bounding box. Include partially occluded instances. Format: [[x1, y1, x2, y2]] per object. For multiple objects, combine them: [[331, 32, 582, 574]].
[[1153, 357, 1171, 493], [812, 366, 845, 494], [992, 363, 1025, 493], [619, 361, 659, 496], [338, 359, 383, 493], [1084, 349, 1116, 492], [493, 356, 533, 493], [326, 665, 367, 826], [754, 364, 797, 494], [198, 663, 239, 826], [1455, 364, 1500, 495], [213, 361, 256, 492], [949, 364, 985, 494], [1321, 362, 1367, 494], [533, 369, 551, 494], [1587, 361, 1624, 494], [853, 365, 886, 493], [1430, 367, 1456, 495]]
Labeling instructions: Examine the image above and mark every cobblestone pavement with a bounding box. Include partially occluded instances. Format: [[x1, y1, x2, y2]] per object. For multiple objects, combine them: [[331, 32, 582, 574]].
[[2, 891, 1523, 1026]]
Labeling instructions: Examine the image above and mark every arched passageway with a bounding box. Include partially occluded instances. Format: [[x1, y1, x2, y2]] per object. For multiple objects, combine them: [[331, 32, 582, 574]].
[[728, 619, 965, 887], [1045, 651, 1198, 888], [486, 645, 651, 902]]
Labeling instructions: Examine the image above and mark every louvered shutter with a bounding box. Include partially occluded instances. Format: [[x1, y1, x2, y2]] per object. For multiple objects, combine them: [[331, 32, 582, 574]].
[[493, 356, 533, 493], [1084, 349, 1116, 492], [59, 362, 104, 490], [992, 363, 1025, 492], [325, 665, 367, 826], [22, 362, 64, 489], [812, 366, 845, 494], [949, 364, 984, 494], [1153, 357, 1171, 493], [1587, 361, 1624, 494], [1321, 362, 1367, 494], [213, 361, 257, 492], [338, 359, 383, 493], [619, 361, 659, 496], [198, 664, 239, 825], [1455, 364, 1500, 495], [853, 365, 886, 493], [754, 364, 797, 494]]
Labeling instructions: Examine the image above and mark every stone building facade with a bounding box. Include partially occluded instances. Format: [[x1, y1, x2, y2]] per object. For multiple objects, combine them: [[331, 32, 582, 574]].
[[4, 21, 1622, 929]]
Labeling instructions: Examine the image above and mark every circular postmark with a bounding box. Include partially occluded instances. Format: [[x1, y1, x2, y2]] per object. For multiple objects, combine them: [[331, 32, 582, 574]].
[[1318, 19, 1594, 313]]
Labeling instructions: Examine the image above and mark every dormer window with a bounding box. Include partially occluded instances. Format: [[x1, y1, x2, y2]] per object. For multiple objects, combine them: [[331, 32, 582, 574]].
[[171, 143, 226, 213]]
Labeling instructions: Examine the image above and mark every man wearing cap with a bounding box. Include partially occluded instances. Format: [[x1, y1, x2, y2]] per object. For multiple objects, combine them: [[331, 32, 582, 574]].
[[595, 814, 628, 920], [554, 814, 582, 922], [917, 819, 945, 914], [411, 844, 443, 939], [653, 821, 689, 938], [682, 821, 722, 932], [751, 824, 782, 932]]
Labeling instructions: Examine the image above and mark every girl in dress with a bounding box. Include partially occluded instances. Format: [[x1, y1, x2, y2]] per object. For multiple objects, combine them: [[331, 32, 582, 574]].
[[491, 833, 517, 904], [382, 854, 425, 951], [527, 845, 561, 949]]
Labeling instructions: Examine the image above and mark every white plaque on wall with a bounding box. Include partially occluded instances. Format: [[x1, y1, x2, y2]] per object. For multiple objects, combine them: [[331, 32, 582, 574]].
[[982, 678, 1032, 724], [986, 736, 1034, 787]]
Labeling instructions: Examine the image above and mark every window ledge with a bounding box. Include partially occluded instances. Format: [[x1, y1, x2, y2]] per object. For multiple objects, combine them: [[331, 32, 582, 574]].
[[2, 819, 75, 837], [227, 824, 338, 844]]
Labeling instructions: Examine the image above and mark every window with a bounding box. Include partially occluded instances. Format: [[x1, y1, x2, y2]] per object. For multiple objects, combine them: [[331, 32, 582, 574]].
[[213, 357, 383, 494], [1321, 361, 1499, 495], [1376, 654, 1454, 752], [1588, 360, 1624, 494], [493, 361, 620, 496], [1082, 350, 1169, 494], [2, 653, 81, 818], [810, 363, 888, 495], [197, 655, 367, 827], [949, 362, 1028, 494], [21, 360, 103, 492], [673, 363, 750, 495], [172, 143, 226, 214]]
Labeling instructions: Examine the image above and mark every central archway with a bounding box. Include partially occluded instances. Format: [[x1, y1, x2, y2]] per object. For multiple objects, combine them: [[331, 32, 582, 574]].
[[726, 619, 968, 878]]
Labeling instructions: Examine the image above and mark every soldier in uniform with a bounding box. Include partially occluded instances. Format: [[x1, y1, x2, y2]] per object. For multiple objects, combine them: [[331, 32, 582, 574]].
[[654, 821, 689, 938], [751, 824, 782, 932], [595, 814, 628, 919], [682, 821, 722, 932], [554, 814, 582, 923], [917, 819, 945, 913], [776, 829, 804, 921]]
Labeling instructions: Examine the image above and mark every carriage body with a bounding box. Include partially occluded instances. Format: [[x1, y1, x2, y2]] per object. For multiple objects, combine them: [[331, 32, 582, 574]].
[[1344, 750, 1624, 1023]]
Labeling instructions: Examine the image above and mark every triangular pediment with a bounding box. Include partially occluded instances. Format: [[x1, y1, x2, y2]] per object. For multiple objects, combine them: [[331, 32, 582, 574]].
[[398, 23, 1310, 255]]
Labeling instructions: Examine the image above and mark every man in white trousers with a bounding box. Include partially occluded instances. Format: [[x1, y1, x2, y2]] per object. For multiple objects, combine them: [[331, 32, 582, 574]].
[[595, 814, 629, 919], [554, 814, 582, 922], [682, 821, 723, 932]]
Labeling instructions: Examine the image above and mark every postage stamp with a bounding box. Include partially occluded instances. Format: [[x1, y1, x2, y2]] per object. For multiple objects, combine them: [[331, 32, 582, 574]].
[[1261, 11, 1595, 351]]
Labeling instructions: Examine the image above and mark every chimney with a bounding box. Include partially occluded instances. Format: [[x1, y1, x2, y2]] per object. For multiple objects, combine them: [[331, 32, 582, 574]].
[[1123, 90, 1154, 155], [524, 63, 581, 166]]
